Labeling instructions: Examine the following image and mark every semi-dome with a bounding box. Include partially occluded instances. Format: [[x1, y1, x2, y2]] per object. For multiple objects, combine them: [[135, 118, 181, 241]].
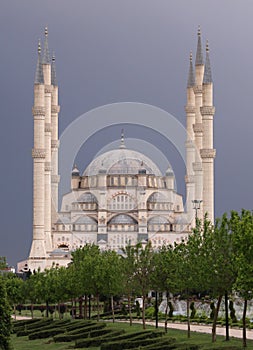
[[148, 216, 170, 224], [74, 216, 97, 224], [83, 148, 162, 176], [148, 192, 169, 203], [77, 192, 98, 203], [109, 214, 137, 225]]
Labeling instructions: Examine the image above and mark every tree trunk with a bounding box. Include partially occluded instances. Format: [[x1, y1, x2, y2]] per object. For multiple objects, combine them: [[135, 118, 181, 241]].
[[31, 304, 34, 319], [46, 300, 49, 318], [187, 298, 190, 338], [128, 294, 132, 326], [225, 291, 229, 341], [212, 295, 222, 343], [14, 304, 16, 320], [84, 294, 87, 319], [242, 298, 247, 348], [142, 295, 146, 329], [96, 293, 100, 322], [111, 295, 115, 323], [79, 297, 83, 319], [164, 292, 169, 333]]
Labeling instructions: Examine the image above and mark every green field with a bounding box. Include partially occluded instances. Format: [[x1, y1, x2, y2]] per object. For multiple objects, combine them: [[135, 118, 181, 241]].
[[11, 319, 253, 350]]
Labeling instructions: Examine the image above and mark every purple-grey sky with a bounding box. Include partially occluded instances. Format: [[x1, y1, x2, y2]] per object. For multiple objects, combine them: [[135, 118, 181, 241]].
[[1, 0, 253, 267]]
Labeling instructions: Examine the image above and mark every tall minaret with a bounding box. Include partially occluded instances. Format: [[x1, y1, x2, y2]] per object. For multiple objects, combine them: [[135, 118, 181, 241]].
[[51, 53, 60, 225], [200, 41, 216, 223], [42, 27, 53, 252], [29, 40, 47, 270], [185, 52, 196, 223], [193, 27, 204, 219]]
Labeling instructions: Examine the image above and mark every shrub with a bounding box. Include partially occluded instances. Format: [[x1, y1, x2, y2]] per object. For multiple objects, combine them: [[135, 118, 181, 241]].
[[210, 302, 215, 319], [168, 301, 174, 317], [74, 329, 125, 348], [229, 300, 237, 323], [101, 330, 164, 350], [190, 302, 196, 319]]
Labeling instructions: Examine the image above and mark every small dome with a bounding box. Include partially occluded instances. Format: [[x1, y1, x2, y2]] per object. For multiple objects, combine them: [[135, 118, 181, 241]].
[[77, 192, 98, 203], [166, 167, 174, 176], [74, 216, 97, 224], [109, 214, 137, 225], [56, 217, 71, 224], [148, 216, 170, 224], [174, 215, 188, 224], [148, 192, 169, 203], [72, 164, 80, 176]]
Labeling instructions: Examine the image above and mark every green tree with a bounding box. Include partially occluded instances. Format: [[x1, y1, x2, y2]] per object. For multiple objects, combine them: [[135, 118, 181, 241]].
[[202, 214, 236, 343], [152, 245, 178, 333], [230, 209, 253, 348], [132, 241, 154, 329], [0, 276, 12, 350], [121, 244, 138, 326], [5, 273, 24, 320], [0, 257, 7, 270]]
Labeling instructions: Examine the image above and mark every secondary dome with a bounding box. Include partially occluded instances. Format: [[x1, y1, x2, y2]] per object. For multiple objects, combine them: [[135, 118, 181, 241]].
[[83, 148, 162, 176]]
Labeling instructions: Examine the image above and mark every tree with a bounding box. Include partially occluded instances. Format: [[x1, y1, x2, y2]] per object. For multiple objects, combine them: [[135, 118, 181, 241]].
[[5, 273, 24, 320], [0, 276, 12, 350], [230, 209, 253, 348], [0, 257, 7, 270], [132, 241, 154, 329], [121, 244, 138, 326], [202, 214, 236, 343], [151, 245, 178, 333], [101, 250, 123, 322]]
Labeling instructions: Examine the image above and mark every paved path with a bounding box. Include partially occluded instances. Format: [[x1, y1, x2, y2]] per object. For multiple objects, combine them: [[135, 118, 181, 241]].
[[143, 320, 253, 340], [13, 315, 253, 340]]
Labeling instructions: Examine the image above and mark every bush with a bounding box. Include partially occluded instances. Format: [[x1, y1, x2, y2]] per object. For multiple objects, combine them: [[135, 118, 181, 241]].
[[101, 330, 164, 350], [54, 322, 107, 342], [74, 329, 125, 348], [29, 328, 64, 340], [190, 302, 196, 319]]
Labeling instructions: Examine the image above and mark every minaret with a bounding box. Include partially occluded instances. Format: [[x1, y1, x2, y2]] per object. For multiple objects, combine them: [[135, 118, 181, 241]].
[[29, 40, 47, 270], [42, 27, 53, 252], [51, 53, 60, 225], [193, 27, 204, 219], [200, 41, 216, 223], [185, 52, 196, 223]]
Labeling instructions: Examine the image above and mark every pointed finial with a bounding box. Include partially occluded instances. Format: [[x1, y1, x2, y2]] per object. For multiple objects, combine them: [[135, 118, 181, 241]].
[[51, 52, 57, 86], [38, 40, 41, 54], [34, 39, 44, 84], [195, 26, 204, 66], [43, 26, 50, 64], [120, 129, 126, 149], [203, 40, 212, 84], [187, 51, 195, 87], [198, 25, 201, 37]]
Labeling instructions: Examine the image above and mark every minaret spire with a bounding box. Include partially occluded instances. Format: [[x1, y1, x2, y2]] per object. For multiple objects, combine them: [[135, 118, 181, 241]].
[[43, 26, 50, 64], [195, 26, 204, 66], [187, 51, 195, 87], [120, 129, 126, 149], [34, 40, 44, 84], [203, 40, 212, 84], [51, 53, 57, 86]]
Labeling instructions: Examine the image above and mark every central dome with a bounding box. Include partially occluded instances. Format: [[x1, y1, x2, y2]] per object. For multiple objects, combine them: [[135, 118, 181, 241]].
[[83, 148, 162, 176]]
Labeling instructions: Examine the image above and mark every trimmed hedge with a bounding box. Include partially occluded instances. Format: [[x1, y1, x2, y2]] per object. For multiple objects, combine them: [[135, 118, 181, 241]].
[[54, 322, 106, 342], [16, 319, 54, 336], [16, 319, 70, 336], [29, 321, 104, 340], [54, 325, 111, 342], [101, 330, 164, 350], [74, 329, 125, 348]]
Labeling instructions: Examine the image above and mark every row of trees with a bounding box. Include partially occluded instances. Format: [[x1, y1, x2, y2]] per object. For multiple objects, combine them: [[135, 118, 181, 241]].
[[2, 209, 253, 348]]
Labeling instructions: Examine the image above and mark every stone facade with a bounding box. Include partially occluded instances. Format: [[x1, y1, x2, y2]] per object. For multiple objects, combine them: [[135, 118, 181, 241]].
[[24, 28, 215, 272]]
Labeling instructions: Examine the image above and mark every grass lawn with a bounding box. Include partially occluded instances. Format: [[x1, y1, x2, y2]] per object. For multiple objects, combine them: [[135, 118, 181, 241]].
[[11, 320, 253, 350]]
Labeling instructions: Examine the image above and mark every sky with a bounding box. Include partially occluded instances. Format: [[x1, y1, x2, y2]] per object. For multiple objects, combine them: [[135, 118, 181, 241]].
[[1, 0, 253, 267]]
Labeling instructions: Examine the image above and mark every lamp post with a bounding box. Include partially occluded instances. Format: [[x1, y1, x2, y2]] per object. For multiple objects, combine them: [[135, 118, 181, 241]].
[[192, 200, 202, 221]]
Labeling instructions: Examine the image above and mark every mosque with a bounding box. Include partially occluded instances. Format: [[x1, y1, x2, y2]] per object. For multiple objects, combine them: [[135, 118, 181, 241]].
[[21, 27, 215, 272]]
